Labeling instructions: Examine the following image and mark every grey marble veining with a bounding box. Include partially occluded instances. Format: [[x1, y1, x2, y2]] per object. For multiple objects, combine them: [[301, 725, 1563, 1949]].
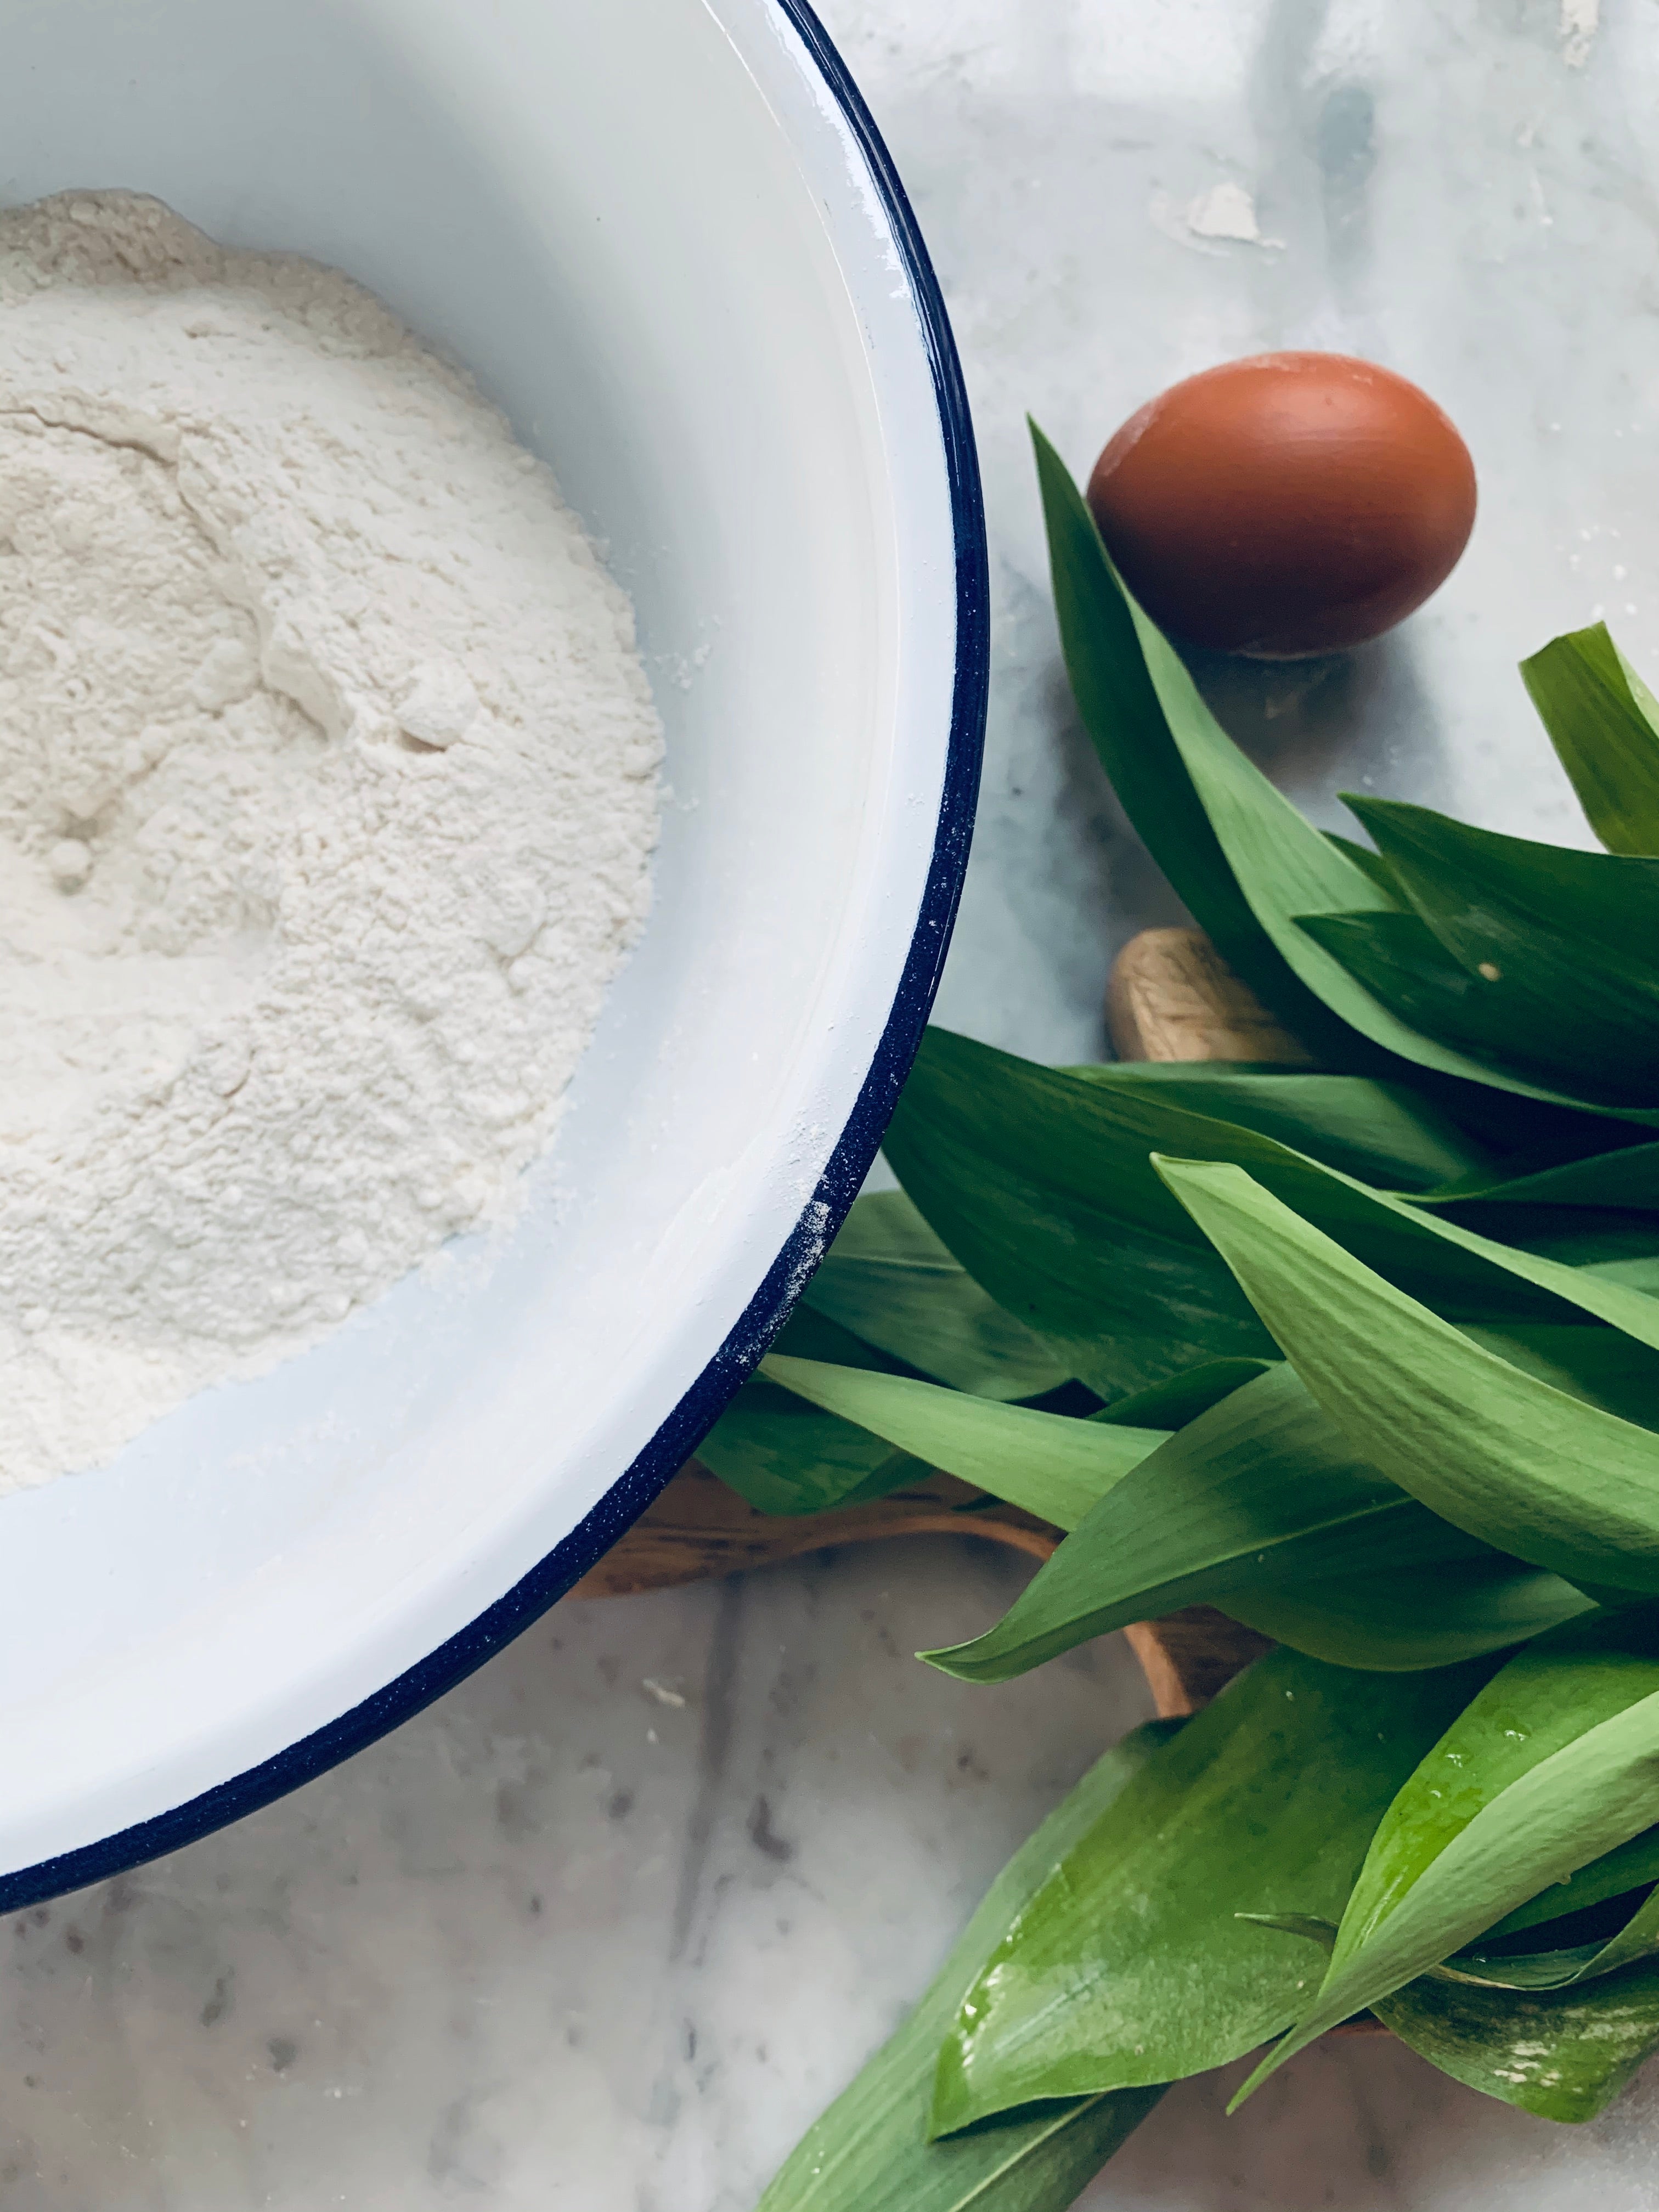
[[13, 2, 1659, 2205], [0, 1550, 1153, 2210], [5, 1547, 1657, 2212]]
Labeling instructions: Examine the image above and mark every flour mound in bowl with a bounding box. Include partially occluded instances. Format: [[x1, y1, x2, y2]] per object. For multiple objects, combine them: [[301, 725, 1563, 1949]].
[[0, 192, 663, 1492]]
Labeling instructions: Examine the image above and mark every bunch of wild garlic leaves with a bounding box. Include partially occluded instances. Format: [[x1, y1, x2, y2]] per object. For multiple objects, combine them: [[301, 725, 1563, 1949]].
[[706, 430, 1659, 2212]]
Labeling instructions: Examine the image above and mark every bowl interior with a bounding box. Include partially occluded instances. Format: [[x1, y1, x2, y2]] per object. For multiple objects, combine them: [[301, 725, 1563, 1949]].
[[0, 0, 962, 1878]]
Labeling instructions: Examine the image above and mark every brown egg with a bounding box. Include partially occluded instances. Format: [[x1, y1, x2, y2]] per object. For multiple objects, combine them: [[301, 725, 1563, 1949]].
[[1085, 352, 1476, 658]]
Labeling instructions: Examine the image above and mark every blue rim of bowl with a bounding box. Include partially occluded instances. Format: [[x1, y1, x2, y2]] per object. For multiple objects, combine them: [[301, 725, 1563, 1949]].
[[0, 0, 990, 1914]]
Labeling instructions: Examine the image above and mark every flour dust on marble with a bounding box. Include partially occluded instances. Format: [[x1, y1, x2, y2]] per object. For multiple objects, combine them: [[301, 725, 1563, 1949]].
[[0, 191, 662, 1492]]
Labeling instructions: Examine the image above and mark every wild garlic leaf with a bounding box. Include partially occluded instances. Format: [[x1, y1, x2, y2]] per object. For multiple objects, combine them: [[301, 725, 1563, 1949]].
[[1447, 1879, 1659, 1991], [757, 1725, 1174, 2212], [1345, 795, 1659, 1109], [1031, 420, 1341, 1049], [695, 1383, 927, 1517], [696, 1305, 923, 1516], [1323, 829, 1402, 895], [1224, 1553, 1593, 1674], [759, 1356, 1167, 1534], [1328, 1611, 1659, 1957], [1064, 1063, 1494, 1192], [1293, 909, 1617, 1107], [1458, 1323, 1659, 1436], [932, 1647, 1492, 2135], [804, 1191, 1073, 1401], [1156, 1158, 1659, 1594], [1249, 1862, 1659, 2118], [1234, 1610, 1659, 2101], [1376, 1955, 1659, 2123], [1418, 1142, 1659, 1211], [884, 1032, 1659, 1417], [883, 1034, 1278, 1398], [920, 1364, 1494, 1686], [1521, 622, 1659, 858], [1088, 1358, 1274, 1430], [1484, 1827, 1659, 1943]]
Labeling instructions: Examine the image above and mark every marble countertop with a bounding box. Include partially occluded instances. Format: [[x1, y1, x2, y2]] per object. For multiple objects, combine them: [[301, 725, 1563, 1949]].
[[15, 2, 1659, 2204]]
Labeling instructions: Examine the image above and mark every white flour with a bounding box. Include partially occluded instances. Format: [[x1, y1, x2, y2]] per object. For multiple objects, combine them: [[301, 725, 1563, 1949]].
[[0, 193, 662, 1492]]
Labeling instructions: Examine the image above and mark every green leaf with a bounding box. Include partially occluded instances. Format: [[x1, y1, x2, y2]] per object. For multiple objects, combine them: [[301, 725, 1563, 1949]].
[[696, 1380, 927, 1516], [1034, 422, 1612, 1109], [756, 1723, 1175, 2212], [1421, 1142, 1659, 1211], [1089, 1358, 1274, 1430], [1485, 1829, 1659, 1941], [1224, 1553, 1594, 1674], [1437, 1937, 1637, 1991], [920, 1364, 1563, 1684], [773, 1305, 898, 1369], [1296, 910, 1576, 1094], [804, 1192, 1073, 1401], [1345, 795, 1659, 1107], [1363, 1613, 1659, 1965], [1448, 1880, 1659, 1990], [697, 1307, 923, 1516], [932, 1647, 1494, 2133], [1324, 830, 1402, 895], [1156, 1158, 1659, 1595], [1246, 1871, 1659, 2117], [1376, 1956, 1659, 2123], [1063, 1064, 1494, 1192], [1238, 1911, 1339, 1950], [1416, 1076, 1641, 1181], [883, 1034, 1277, 1398], [759, 1356, 1167, 1534], [1464, 1210, 1659, 1279], [1583, 1253, 1659, 1301], [1031, 420, 1340, 1046], [1521, 622, 1659, 857], [883, 1032, 1659, 1417], [1234, 1610, 1659, 2099], [1459, 1323, 1659, 1435]]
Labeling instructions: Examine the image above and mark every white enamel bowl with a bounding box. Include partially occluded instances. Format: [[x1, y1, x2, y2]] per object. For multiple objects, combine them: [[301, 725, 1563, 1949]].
[[0, 0, 985, 1900]]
